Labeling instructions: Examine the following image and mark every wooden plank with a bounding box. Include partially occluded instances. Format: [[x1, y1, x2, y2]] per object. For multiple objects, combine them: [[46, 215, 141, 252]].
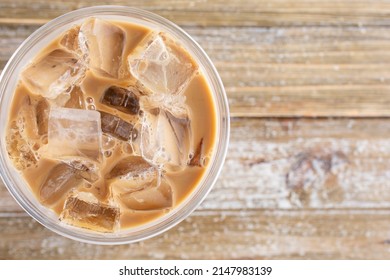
[[0, 25, 36, 70], [0, 187, 22, 213], [2, 25, 390, 116], [197, 117, 390, 210], [3, 118, 390, 212], [2, 0, 390, 27], [193, 26, 390, 116], [1, 210, 390, 259]]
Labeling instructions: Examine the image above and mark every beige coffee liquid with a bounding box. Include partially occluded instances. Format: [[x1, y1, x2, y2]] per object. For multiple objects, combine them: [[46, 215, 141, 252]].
[[5, 18, 217, 232]]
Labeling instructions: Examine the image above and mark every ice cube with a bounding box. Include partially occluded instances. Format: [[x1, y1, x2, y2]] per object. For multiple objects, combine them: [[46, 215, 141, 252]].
[[64, 159, 99, 183], [47, 108, 102, 162], [39, 163, 83, 205], [18, 96, 39, 140], [107, 156, 157, 181], [107, 156, 158, 197], [65, 86, 86, 109], [18, 95, 49, 138], [189, 138, 204, 167], [21, 49, 85, 105], [101, 86, 140, 115], [6, 121, 38, 170], [36, 98, 50, 136], [140, 91, 188, 117], [60, 26, 81, 53], [79, 18, 125, 78], [60, 192, 120, 232], [138, 109, 191, 171], [100, 111, 138, 141], [5, 95, 44, 170], [129, 33, 197, 95], [119, 177, 173, 211]]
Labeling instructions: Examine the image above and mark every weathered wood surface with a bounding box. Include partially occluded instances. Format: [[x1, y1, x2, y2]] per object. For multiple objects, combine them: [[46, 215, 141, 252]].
[[2, 210, 390, 259], [3, 25, 390, 117], [2, 0, 390, 26], [2, 0, 390, 259]]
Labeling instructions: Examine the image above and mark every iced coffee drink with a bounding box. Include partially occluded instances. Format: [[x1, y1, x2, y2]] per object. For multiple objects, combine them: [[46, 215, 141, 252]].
[[5, 17, 216, 232]]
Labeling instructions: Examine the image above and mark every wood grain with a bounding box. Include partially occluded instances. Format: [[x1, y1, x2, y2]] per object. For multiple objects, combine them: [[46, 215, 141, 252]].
[[2, 118, 390, 213], [2, 25, 390, 116], [2, 0, 390, 27], [2, 210, 390, 259], [1, 0, 390, 260]]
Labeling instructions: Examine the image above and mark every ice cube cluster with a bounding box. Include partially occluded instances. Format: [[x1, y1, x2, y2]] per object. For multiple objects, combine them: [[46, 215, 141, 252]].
[[6, 18, 200, 232]]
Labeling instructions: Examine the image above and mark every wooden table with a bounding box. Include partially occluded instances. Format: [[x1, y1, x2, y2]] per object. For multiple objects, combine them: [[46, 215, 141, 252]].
[[2, 0, 390, 259]]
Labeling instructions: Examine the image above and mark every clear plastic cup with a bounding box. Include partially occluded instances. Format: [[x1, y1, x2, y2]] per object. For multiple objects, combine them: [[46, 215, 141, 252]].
[[0, 6, 230, 244]]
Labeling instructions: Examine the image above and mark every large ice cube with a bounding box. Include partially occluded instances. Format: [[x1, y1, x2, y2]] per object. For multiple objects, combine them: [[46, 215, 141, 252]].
[[140, 91, 188, 117], [39, 163, 83, 205], [17, 95, 50, 138], [101, 86, 140, 115], [21, 49, 85, 105], [106, 156, 156, 180], [100, 111, 138, 141], [119, 177, 173, 211], [60, 192, 120, 232], [136, 108, 191, 171], [106, 156, 156, 179], [5, 96, 45, 170], [129, 33, 197, 95], [64, 159, 99, 183], [79, 18, 125, 78], [108, 156, 158, 197], [6, 121, 38, 170], [47, 108, 102, 162]]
